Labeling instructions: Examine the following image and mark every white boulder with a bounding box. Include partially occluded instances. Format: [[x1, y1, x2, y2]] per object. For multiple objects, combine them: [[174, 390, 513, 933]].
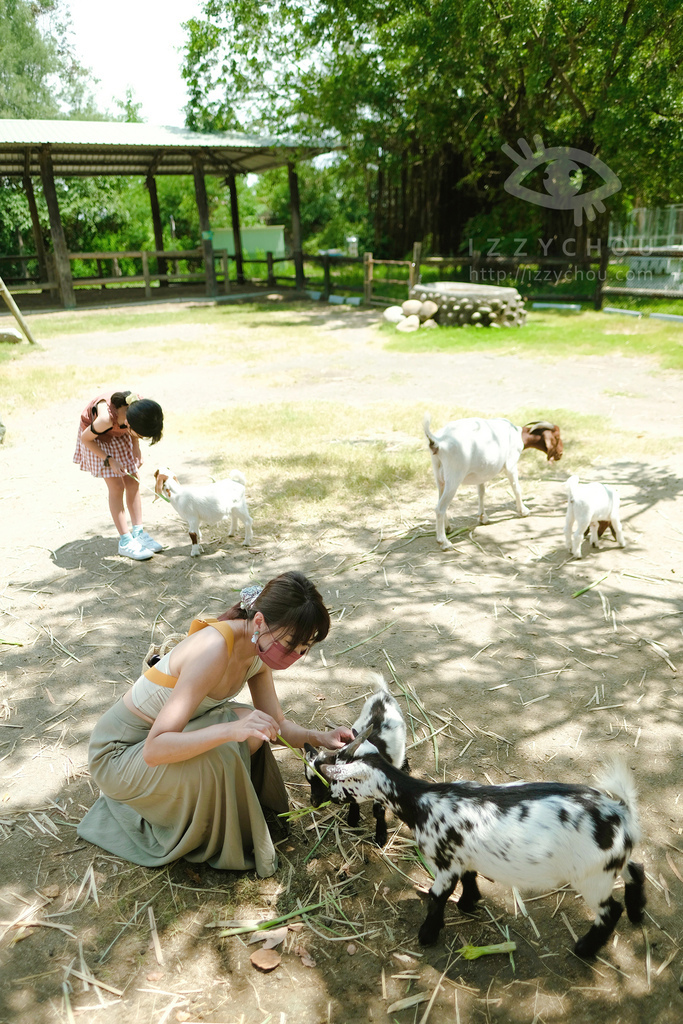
[[383, 305, 405, 324]]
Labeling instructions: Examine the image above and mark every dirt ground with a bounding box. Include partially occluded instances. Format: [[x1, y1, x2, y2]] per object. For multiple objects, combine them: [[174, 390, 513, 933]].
[[1, 301, 682, 1024]]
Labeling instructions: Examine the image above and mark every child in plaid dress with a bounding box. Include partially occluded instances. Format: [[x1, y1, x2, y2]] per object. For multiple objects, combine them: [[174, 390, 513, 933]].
[[74, 390, 164, 560]]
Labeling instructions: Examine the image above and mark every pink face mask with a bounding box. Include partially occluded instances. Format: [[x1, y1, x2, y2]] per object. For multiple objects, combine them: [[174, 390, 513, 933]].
[[256, 639, 304, 671]]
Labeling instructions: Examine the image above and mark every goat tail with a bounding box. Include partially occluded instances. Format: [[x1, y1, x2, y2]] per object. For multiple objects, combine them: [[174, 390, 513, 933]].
[[565, 474, 579, 497], [597, 759, 642, 839], [228, 470, 246, 486], [423, 413, 439, 451], [367, 671, 390, 693]]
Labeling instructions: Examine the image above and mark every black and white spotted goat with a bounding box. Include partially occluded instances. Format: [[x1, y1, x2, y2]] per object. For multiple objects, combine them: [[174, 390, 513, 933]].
[[304, 674, 408, 846], [318, 737, 646, 958]]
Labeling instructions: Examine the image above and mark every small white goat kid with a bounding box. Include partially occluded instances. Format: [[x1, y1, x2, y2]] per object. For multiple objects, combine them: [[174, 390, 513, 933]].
[[154, 467, 253, 556], [423, 415, 563, 550], [304, 673, 408, 845], [565, 475, 625, 559]]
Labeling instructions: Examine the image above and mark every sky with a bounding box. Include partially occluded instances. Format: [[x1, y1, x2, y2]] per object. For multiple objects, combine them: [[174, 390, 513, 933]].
[[65, 0, 204, 127]]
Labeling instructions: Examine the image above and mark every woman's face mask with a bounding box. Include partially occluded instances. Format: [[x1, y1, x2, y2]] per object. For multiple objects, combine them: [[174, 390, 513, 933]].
[[255, 638, 303, 670], [254, 617, 309, 670]]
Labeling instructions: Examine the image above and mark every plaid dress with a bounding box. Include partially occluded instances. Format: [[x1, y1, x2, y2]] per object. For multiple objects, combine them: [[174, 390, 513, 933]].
[[73, 392, 141, 479]]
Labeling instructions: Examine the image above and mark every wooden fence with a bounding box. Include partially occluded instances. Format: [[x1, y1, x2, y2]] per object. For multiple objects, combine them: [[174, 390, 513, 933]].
[[2, 243, 682, 311]]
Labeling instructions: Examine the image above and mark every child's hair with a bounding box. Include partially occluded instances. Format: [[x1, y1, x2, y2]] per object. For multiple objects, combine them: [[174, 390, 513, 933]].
[[112, 391, 163, 445], [219, 571, 330, 651]]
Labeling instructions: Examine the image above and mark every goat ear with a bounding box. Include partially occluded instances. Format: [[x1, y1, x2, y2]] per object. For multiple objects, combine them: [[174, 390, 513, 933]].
[[322, 761, 361, 782], [544, 428, 563, 461], [303, 743, 318, 758]]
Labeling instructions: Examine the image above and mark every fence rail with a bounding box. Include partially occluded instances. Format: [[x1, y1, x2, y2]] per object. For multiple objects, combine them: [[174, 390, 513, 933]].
[[2, 243, 683, 316]]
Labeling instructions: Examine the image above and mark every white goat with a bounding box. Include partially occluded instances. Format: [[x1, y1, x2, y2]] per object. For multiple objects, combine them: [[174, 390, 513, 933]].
[[154, 467, 253, 556], [565, 475, 625, 559], [320, 742, 646, 958], [423, 415, 563, 549], [304, 673, 408, 845]]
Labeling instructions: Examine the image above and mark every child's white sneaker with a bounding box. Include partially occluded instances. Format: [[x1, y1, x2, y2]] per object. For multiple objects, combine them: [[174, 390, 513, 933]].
[[134, 530, 165, 553], [118, 536, 153, 560]]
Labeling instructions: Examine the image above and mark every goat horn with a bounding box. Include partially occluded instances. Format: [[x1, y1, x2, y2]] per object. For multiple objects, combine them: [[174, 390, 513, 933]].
[[343, 724, 373, 757], [524, 420, 555, 432]]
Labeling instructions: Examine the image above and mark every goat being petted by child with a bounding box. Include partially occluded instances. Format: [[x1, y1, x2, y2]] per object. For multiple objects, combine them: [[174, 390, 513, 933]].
[[73, 390, 164, 561]]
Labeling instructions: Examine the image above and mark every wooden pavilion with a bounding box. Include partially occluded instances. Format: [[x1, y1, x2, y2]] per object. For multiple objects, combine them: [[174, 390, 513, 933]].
[[0, 120, 332, 308]]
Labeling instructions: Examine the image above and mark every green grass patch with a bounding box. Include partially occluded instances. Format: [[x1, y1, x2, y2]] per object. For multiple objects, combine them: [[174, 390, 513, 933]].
[[384, 309, 683, 369], [0, 356, 127, 414], [22, 300, 325, 340], [169, 401, 672, 533]]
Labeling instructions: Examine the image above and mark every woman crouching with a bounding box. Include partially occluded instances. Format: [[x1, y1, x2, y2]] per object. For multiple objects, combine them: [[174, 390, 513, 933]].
[[78, 571, 352, 876]]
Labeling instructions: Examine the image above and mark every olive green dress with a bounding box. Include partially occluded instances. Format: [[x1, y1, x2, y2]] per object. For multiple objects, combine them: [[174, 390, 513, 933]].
[[77, 619, 288, 877]]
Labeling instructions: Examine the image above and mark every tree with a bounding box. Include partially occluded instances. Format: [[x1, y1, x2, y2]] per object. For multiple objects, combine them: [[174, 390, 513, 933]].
[[181, 0, 683, 255]]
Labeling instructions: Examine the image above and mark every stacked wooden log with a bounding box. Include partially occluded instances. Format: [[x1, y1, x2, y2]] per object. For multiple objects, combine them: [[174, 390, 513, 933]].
[[384, 282, 526, 329]]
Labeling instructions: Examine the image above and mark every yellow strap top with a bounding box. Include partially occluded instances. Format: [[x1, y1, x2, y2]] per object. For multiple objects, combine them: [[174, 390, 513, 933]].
[[142, 618, 235, 688]]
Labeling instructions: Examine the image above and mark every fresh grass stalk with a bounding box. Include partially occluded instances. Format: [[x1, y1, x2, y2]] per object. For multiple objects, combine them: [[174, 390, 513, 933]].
[[277, 734, 329, 787], [455, 941, 517, 959], [216, 899, 329, 937]]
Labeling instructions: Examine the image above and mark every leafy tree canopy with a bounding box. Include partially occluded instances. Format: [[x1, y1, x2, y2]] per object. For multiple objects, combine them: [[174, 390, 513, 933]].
[[182, 0, 683, 253]]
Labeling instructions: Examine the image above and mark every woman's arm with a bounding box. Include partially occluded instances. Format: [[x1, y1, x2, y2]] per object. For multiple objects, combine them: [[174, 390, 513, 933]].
[[248, 669, 354, 750], [142, 631, 278, 766]]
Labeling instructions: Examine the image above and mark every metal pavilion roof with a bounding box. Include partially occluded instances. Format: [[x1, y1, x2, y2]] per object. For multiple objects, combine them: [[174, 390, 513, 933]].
[[0, 119, 331, 177]]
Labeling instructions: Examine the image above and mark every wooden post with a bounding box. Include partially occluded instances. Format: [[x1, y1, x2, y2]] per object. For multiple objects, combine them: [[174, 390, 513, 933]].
[[287, 161, 304, 290], [38, 145, 75, 309], [594, 245, 610, 310], [226, 174, 245, 285], [266, 251, 275, 287], [146, 175, 169, 288], [192, 155, 217, 297], [410, 241, 422, 289], [323, 254, 331, 299], [141, 251, 152, 299], [221, 250, 231, 294], [0, 273, 38, 344], [22, 172, 49, 286], [97, 259, 107, 289], [363, 251, 373, 304]]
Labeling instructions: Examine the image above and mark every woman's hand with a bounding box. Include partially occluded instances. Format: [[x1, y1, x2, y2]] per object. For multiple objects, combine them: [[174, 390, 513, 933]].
[[228, 710, 280, 746], [319, 726, 355, 750], [107, 456, 126, 477]]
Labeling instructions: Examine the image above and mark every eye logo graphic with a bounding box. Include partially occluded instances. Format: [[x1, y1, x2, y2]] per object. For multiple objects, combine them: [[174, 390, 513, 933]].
[[502, 135, 621, 226]]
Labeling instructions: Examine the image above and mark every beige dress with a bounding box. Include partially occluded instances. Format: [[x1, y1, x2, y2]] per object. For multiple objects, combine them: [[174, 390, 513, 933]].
[[77, 619, 288, 877]]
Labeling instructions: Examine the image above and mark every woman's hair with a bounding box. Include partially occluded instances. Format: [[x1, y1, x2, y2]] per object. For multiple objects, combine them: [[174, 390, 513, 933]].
[[219, 571, 330, 650], [112, 392, 163, 445]]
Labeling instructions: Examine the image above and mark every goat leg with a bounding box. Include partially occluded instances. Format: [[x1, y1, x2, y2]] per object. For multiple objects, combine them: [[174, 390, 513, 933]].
[[477, 483, 489, 525], [457, 871, 482, 914], [372, 802, 388, 846], [574, 896, 623, 959], [418, 869, 459, 946], [623, 861, 646, 923], [346, 801, 361, 828], [504, 465, 530, 517]]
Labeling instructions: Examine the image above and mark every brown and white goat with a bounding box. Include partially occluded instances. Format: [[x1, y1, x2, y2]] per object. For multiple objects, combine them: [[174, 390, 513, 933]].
[[423, 415, 563, 549], [154, 467, 253, 556]]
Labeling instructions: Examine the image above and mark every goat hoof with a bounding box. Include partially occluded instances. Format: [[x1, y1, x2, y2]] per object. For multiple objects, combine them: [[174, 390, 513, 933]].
[[573, 936, 597, 960], [519, 505, 530, 517], [457, 899, 478, 915], [417, 925, 439, 947], [439, 540, 454, 551]]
